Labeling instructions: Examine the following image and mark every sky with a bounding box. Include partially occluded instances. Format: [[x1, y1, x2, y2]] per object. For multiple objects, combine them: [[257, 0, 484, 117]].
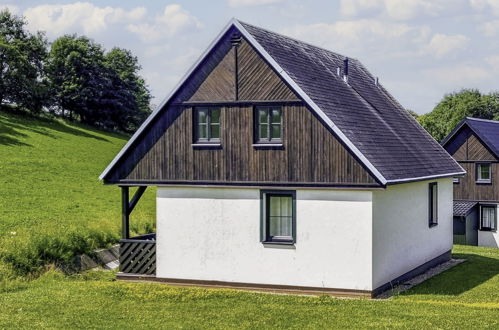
[[2, 0, 499, 114]]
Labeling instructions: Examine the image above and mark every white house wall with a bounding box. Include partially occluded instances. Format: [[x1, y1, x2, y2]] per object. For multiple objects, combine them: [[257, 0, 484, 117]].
[[372, 178, 453, 290], [156, 187, 373, 291]]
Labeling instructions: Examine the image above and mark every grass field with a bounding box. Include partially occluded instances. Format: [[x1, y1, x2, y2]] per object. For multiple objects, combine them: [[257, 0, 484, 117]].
[[0, 108, 155, 277], [0, 245, 497, 329]]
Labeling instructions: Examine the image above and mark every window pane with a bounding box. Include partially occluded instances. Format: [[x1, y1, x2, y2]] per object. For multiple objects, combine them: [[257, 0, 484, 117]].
[[259, 123, 268, 140], [271, 108, 281, 124], [269, 196, 280, 216], [210, 124, 220, 140], [259, 109, 268, 124], [211, 108, 220, 124], [269, 217, 281, 236], [271, 124, 281, 139], [198, 109, 208, 124], [280, 196, 292, 217], [480, 164, 490, 180], [198, 124, 207, 139], [482, 207, 495, 228], [432, 184, 437, 221]]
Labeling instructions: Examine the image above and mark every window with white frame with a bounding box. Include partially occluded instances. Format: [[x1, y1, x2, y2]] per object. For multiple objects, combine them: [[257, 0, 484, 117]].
[[476, 163, 491, 183]]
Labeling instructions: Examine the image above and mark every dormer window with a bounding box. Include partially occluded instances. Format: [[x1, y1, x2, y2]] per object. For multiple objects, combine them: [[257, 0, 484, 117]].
[[476, 163, 491, 184], [194, 107, 220, 143], [255, 106, 282, 143]]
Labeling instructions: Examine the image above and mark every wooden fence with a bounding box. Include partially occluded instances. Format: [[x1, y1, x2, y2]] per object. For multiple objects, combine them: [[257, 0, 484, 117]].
[[119, 233, 156, 275]]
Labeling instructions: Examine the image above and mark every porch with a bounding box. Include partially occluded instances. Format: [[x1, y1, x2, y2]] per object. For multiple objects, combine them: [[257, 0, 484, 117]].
[[119, 186, 156, 276]]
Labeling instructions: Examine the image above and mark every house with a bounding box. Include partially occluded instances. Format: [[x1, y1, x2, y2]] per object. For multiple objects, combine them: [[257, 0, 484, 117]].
[[99, 19, 464, 297], [442, 117, 499, 248]]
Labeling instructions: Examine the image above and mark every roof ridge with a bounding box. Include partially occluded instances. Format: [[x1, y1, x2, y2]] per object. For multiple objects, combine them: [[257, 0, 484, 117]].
[[465, 117, 499, 124]]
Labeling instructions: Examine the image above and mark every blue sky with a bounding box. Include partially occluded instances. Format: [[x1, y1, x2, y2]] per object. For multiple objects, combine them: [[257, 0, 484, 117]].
[[3, 0, 499, 114]]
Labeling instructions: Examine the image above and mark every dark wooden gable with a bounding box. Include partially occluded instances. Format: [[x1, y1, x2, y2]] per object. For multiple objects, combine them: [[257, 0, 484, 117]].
[[446, 126, 497, 161], [104, 28, 378, 187]]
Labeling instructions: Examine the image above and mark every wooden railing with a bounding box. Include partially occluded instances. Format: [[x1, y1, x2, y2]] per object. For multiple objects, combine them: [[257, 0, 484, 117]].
[[119, 233, 156, 275]]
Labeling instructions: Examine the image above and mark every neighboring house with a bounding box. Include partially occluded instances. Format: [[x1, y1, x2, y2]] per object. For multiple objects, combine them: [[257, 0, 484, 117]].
[[99, 19, 464, 297], [442, 117, 499, 248]]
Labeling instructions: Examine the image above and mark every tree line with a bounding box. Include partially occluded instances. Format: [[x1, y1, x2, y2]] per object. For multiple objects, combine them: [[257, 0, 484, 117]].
[[417, 89, 499, 142], [0, 10, 151, 133]]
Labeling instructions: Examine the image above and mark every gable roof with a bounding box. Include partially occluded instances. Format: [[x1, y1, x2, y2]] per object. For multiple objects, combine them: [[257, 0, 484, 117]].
[[442, 117, 499, 158], [100, 19, 464, 185]]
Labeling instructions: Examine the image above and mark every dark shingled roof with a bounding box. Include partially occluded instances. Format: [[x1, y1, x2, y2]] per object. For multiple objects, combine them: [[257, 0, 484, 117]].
[[100, 19, 465, 184], [443, 117, 499, 158], [453, 200, 477, 217], [240, 21, 464, 183]]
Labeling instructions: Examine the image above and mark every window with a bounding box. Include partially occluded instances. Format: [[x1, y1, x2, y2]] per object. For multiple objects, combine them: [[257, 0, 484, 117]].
[[255, 106, 282, 143], [428, 182, 438, 227], [453, 177, 460, 184], [260, 190, 296, 244], [194, 107, 220, 143], [476, 163, 491, 183], [480, 205, 497, 231]]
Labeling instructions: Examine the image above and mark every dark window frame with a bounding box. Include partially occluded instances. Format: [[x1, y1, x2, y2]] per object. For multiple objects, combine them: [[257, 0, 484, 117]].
[[193, 106, 221, 144], [453, 177, 460, 184], [260, 190, 296, 244], [254, 106, 283, 144], [480, 204, 497, 232], [428, 182, 438, 227], [476, 163, 492, 184]]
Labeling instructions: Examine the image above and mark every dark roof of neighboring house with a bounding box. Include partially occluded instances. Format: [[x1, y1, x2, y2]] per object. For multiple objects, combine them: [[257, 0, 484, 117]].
[[453, 200, 477, 217], [100, 19, 464, 185], [442, 117, 499, 158]]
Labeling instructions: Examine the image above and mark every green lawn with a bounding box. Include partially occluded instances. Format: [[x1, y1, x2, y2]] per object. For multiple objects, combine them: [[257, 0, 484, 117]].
[[0, 108, 155, 277], [0, 245, 497, 329]]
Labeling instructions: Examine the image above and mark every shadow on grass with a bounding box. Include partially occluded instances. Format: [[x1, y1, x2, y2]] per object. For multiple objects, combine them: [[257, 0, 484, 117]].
[[402, 252, 499, 296], [0, 109, 115, 146]]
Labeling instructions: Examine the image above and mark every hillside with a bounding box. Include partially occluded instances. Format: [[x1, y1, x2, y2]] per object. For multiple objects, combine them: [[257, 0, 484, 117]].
[[0, 109, 155, 278]]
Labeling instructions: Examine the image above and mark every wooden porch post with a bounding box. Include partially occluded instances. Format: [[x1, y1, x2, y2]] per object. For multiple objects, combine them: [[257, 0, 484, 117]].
[[121, 186, 130, 239]]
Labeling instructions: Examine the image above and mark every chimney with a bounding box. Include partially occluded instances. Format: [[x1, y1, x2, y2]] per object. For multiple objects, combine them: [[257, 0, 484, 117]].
[[343, 57, 349, 83]]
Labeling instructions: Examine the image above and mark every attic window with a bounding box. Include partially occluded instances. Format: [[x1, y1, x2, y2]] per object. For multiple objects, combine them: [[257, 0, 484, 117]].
[[194, 107, 220, 143], [476, 163, 491, 184], [255, 106, 282, 143]]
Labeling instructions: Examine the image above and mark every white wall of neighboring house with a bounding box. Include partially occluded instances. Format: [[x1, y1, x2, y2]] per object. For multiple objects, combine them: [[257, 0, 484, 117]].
[[478, 205, 499, 248], [372, 178, 453, 290], [156, 187, 374, 291]]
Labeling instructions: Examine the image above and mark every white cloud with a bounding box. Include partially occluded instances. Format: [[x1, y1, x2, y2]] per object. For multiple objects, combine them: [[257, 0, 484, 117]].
[[340, 0, 450, 20], [127, 4, 201, 43], [486, 55, 499, 71], [470, 0, 499, 16], [479, 19, 499, 36], [23, 2, 146, 37], [0, 4, 19, 14], [422, 33, 469, 58], [426, 64, 491, 86], [227, 0, 284, 7], [282, 19, 431, 58]]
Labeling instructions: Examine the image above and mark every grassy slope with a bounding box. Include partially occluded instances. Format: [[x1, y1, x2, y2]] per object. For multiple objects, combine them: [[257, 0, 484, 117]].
[[0, 109, 155, 276], [0, 245, 497, 329]]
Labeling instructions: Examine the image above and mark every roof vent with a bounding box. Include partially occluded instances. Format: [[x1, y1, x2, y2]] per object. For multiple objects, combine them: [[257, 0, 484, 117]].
[[230, 34, 242, 47], [337, 67, 341, 77], [343, 58, 349, 83], [374, 77, 379, 86]]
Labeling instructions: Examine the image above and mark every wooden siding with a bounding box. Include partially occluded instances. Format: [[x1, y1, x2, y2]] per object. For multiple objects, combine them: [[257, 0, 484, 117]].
[[454, 162, 499, 202], [187, 38, 298, 102], [446, 128, 499, 201], [189, 47, 236, 102], [123, 105, 377, 186], [237, 39, 299, 101]]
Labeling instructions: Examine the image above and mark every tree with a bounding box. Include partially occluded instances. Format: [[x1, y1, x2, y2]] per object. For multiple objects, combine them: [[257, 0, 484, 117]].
[[46, 35, 107, 122], [104, 48, 152, 132], [0, 10, 49, 112], [406, 109, 419, 119], [417, 89, 499, 142]]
